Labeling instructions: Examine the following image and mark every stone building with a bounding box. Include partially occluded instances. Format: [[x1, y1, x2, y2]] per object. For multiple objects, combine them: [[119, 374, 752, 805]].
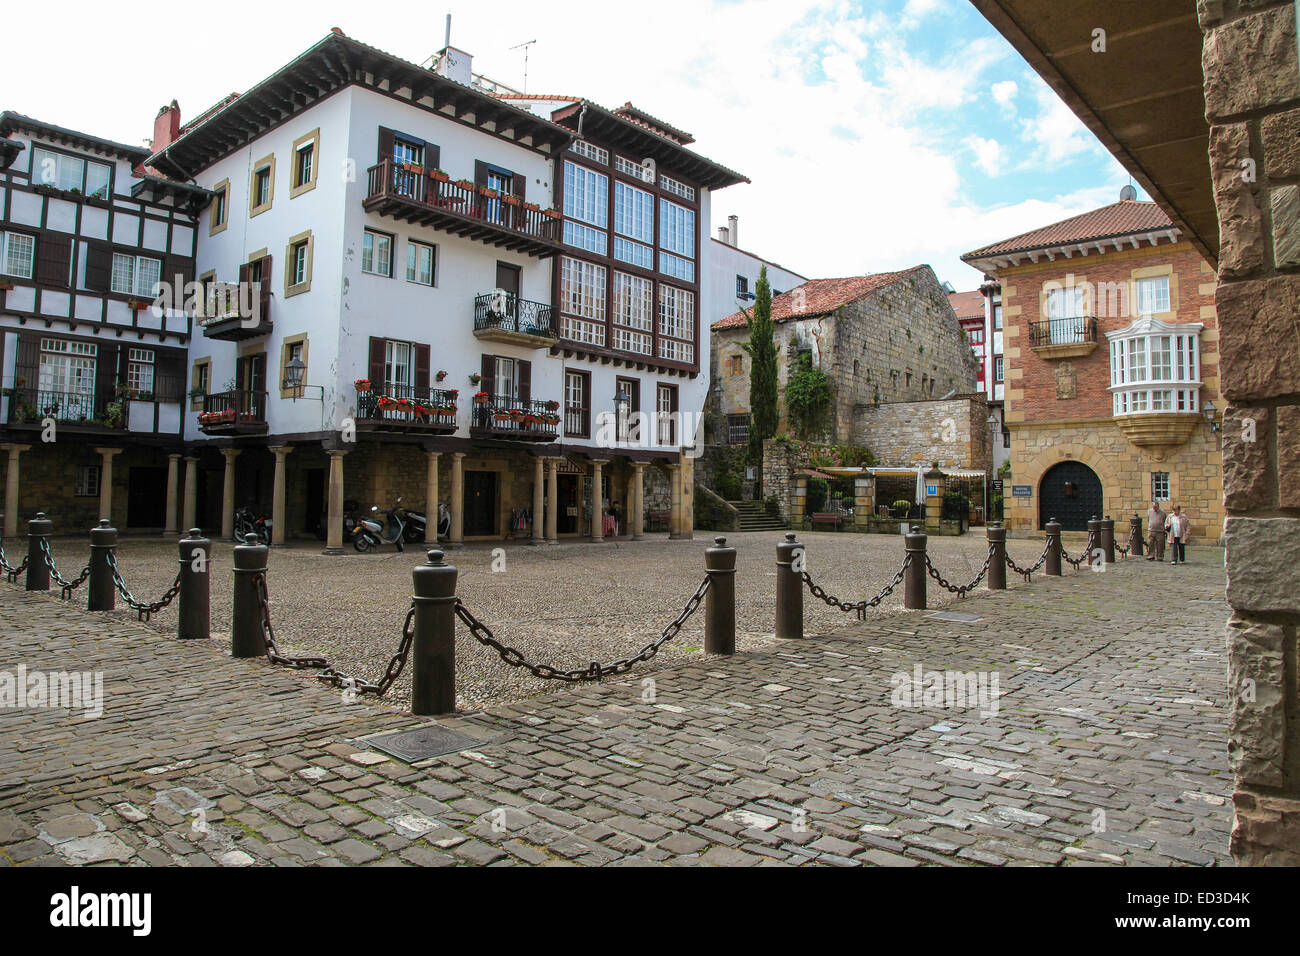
[[709, 265, 983, 454], [963, 197, 1224, 541], [974, 0, 1299, 867]]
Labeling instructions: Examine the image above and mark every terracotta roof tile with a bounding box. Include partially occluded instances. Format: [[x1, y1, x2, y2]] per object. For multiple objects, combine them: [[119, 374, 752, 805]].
[[962, 200, 1174, 260], [712, 266, 926, 331], [947, 290, 984, 321]]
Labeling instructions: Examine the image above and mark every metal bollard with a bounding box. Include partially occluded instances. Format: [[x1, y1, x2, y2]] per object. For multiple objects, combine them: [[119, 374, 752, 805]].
[[411, 549, 459, 715], [775, 532, 804, 639], [87, 519, 117, 611], [704, 536, 736, 655], [230, 542, 267, 657], [1086, 516, 1102, 568], [178, 528, 211, 640], [1045, 519, 1062, 576], [987, 522, 1007, 590], [25, 512, 52, 592], [904, 526, 927, 609], [1100, 515, 1115, 563], [1130, 514, 1144, 557]]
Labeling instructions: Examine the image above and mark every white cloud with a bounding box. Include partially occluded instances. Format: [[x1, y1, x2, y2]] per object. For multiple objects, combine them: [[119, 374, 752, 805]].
[[991, 80, 1018, 106], [1020, 84, 1103, 166], [966, 136, 1006, 176]]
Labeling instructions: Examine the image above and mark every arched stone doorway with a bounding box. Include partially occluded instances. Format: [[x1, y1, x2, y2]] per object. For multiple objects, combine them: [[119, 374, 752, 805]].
[[1038, 461, 1102, 532]]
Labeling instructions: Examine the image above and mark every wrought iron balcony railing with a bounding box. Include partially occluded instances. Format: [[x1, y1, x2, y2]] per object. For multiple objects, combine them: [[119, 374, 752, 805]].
[[470, 395, 561, 443], [4, 387, 123, 429], [356, 383, 458, 432], [473, 292, 557, 339], [1029, 316, 1098, 348], [199, 390, 267, 433]]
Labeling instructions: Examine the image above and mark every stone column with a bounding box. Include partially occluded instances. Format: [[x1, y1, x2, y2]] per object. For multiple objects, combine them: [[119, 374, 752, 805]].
[[94, 447, 124, 525], [530, 456, 545, 545], [679, 454, 695, 540], [1, 444, 30, 537], [219, 448, 241, 540], [545, 457, 559, 544], [323, 448, 347, 555], [589, 459, 607, 543], [1200, 0, 1300, 865], [424, 451, 440, 545], [668, 462, 683, 539], [182, 456, 198, 531], [270, 445, 292, 546], [163, 453, 181, 535], [449, 452, 465, 547], [631, 462, 645, 540]]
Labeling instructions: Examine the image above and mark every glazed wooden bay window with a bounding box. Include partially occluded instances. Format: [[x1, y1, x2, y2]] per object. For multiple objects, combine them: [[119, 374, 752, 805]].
[[613, 181, 654, 269], [31, 147, 111, 199], [611, 272, 653, 356], [658, 199, 695, 282], [559, 256, 606, 346], [657, 285, 695, 364], [563, 160, 608, 254], [1108, 320, 1202, 416]]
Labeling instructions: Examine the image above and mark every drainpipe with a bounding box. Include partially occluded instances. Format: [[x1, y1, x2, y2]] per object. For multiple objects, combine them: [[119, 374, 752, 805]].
[[576, 103, 588, 138]]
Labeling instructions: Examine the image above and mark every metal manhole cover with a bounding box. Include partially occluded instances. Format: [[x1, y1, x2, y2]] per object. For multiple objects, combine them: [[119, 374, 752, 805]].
[[924, 611, 983, 623], [365, 726, 486, 763], [1012, 671, 1080, 691]]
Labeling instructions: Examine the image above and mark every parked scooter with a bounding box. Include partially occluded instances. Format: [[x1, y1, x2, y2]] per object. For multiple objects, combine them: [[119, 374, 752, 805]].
[[352, 499, 408, 553], [400, 502, 452, 543], [234, 506, 271, 546]]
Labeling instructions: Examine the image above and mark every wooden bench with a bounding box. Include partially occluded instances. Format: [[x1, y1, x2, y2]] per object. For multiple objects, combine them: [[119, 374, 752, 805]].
[[805, 512, 844, 530], [646, 510, 671, 532]]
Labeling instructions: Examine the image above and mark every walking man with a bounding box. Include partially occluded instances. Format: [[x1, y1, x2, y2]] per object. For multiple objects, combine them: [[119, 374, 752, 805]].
[[1167, 505, 1188, 565], [1145, 499, 1166, 561]]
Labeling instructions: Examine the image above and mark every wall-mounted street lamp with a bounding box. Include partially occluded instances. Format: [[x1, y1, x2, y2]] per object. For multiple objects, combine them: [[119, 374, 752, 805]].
[[283, 357, 324, 402], [1204, 400, 1220, 433]]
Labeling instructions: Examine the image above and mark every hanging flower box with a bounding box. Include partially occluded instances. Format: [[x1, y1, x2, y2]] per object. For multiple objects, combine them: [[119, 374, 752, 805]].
[[401, 163, 425, 174], [127, 298, 148, 311], [502, 194, 521, 206], [543, 413, 561, 426], [472, 391, 489, 404], [493, 411, 512, 422], [435, 369, 448, 382], [542, 208, 562, 219], [429, 169, 450, 183], [454, 179, 476, 191], [445, 389, 458, 399], [523, 201, 541, 213], [0, 280, 14, 292], [543, 399, 560, 411], [440, 405, 457, 416], [354, 379, 372, 392]]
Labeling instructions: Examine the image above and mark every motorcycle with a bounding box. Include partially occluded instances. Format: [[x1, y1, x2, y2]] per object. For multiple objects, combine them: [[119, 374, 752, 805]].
[[400, 502, 452, 543], [234, 506, 271, 546], [316, 500, 360, 542], [352, 499, 408, 553]]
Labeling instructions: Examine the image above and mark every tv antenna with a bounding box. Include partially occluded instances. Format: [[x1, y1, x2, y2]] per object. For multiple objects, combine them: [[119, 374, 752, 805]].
[[510, 39, 537, 93]]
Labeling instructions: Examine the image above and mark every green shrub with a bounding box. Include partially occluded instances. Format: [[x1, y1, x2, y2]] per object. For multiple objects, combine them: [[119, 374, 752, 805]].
[[806, 478, 828, 514], [941, 492, 972, 520], [892, 499, 912, 515], [715, 464, 744, 501], [764, 495, 782, 519]]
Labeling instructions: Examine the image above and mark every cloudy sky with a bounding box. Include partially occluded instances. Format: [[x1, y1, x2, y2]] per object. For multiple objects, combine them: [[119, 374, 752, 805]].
[[6, 0, 1145, 291]]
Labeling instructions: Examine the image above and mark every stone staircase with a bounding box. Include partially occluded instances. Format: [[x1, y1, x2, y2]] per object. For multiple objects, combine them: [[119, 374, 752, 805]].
[[729, 500, 787, 532]]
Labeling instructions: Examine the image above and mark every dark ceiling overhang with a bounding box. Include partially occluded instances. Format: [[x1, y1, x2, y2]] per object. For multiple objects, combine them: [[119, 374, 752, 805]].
[[970, 0, 1218, 267], [552, 101, 750, 191], [130, 175, 216, 213], [0, 111, 150, 165], [146, 32, 575, 181], [0, 138, 24, 170]]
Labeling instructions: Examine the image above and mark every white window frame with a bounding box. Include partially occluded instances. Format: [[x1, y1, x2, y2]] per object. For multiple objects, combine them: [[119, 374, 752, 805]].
[[406, 241, 435, 286], [362, 230, 393, 277], [1107, 317, 1202, 417], [560, 256, 607, 323], [614, 181, 654, 242], [2, 231, 35, 279], [656, 384, 677, 445], [110, 253, 162, 297], [127, 348, 155, 394], [1152, 473, 1170, 501], [1136, 275, 1171, 316], [569, 141, 608, 165], [75, 464, 101, 498], [563, 161, 608, 228], [294, 140, 315, 188], [658, 199, 695, 259], [384, 340, 412, 390], [291, 241, 309, 286]]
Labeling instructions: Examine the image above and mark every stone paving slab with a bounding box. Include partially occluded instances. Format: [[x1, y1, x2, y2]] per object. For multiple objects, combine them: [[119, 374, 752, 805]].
[[0, 553, 1231, 866]]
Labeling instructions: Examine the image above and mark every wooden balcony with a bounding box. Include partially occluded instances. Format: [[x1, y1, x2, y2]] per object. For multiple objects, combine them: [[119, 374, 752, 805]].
[[473, 292, 558, 348], [469, 396, 561, 443], [364, 160, 563, 258], [198, 293, 272, 342], [1028, 316, 1098, 359], [198, 390, 268, 435], [356, 384, 459, 435]]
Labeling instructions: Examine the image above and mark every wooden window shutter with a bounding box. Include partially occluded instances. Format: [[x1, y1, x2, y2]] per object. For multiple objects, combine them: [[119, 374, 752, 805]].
[[13, 334, 40, 383], [583, 374, 592, 437], [237, 261, 251, 287], [368, 337, 386, 387], [425, 141, 440, 170], [84, 243, 111, 292], [377, 127, 395, 164], [480, 354, 496, 398], [36, 235, 72, 287], [511, 172, 526, 201], [94, 343, 119, 399], [414, 343, 431, 391], [518, 360, 531, 405], [155, 350, 185, 402], [257, 255, 272, 319], [474, 160, 488, 188]]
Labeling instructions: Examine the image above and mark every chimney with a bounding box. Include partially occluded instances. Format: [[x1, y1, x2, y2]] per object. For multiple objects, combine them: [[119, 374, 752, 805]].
[[727, 214, 739, 247], [432, 45, 473, 85], [151, 100, 181, 155], [717, 225, 730, 244]]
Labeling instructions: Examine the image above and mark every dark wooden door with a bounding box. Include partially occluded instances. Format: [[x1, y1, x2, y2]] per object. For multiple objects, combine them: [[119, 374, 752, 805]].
[[304, 468, 325, 534], [464, 471, 497, 536], [126, 467, 167, 528], [1039, 461, 1101, 532], [557, 474, 577, 534]]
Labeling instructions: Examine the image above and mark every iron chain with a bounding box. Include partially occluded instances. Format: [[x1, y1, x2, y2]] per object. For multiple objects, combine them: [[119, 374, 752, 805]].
[[454, 574, 712, 682], [38, 538, 90, 599], [1061, 532, 1098, 570], [105, 551, 181, 621], [925, 544, 994, 597], [0, 537, 29, 580], [802, 553, 912, 620], [254, 569, 413, 697], [1005, 539, 1052, 581]]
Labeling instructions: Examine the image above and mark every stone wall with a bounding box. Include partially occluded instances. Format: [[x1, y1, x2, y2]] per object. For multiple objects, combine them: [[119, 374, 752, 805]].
[[711, 265, 980, 447], [853, 395, 993, 472], [1199, 0, 1300, 865]]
